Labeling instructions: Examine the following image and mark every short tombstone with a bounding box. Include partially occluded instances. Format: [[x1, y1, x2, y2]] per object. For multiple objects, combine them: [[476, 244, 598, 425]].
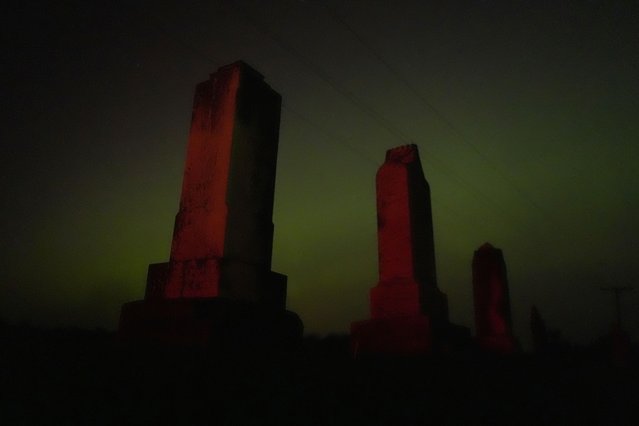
[[351, 145, 461, 356], [530, 305, 549, 352], [118, 61, 302, 348], [472, 243, 518, 354]]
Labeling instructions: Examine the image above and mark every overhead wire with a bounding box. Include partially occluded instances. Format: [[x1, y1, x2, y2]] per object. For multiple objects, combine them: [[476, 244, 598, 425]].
[[134, 0, 538, 241], [224, 0, 530, 225], [129, 1, 379, 167], [281, 106, 378, 165], [131, 1, 484, 237], [322, 4, 549, 217]]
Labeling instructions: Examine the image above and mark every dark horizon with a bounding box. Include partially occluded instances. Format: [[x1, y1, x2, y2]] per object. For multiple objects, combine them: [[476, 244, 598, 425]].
[[2, 0, 638, 348]]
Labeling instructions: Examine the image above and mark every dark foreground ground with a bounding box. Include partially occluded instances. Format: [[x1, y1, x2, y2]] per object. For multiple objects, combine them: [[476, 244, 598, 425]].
[[1, 323, 638, 426]]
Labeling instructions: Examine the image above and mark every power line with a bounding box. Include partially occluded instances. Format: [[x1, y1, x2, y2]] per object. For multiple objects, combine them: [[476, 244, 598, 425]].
[[135, 0, 536, 237], [224, 0, 527, 224], [282, 105, 378, 165], [131, 1, 381, 167], [323, 4, 548, 217]]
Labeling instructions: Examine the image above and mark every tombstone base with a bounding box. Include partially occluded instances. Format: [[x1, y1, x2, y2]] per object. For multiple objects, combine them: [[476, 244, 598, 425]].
[[350, 315, 433, 356], [476, 334, 519, 354], [370, 282, 449, 322], [118, 298, 303, 349], [146, 260, 288, 310], [351, 316, 472, 357]]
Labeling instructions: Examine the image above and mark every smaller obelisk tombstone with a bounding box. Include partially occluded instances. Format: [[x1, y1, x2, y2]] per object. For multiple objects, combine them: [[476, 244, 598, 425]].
[[119, 61, 301, 347], [351, 145, 450, 355], [530, 305, 549, 353], [472, 243, 518, 353]]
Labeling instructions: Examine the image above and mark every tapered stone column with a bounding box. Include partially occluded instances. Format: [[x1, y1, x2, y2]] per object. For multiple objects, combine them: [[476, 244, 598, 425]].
[[145, 61, 286, 306], [472, 243, 517, 353], [119, 62, 301, 347], [371, 145, 448, 322], [351, 145, 459, 356]]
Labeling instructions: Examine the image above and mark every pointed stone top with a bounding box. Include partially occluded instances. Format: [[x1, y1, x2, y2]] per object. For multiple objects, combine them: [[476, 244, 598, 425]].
[[214, 60, 265, 81], [386, 144, 419, 163], [479, 242, 494, 250]]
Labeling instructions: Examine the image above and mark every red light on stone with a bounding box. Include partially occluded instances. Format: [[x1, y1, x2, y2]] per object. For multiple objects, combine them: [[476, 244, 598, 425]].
[[351, 145, 450, 356], [472, 243, 518, 353], [118, 62, 300, 346], [146, 62, 286, 305]]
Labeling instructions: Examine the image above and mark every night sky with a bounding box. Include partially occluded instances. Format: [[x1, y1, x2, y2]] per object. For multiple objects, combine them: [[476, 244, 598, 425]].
[[3, 0, 638, 348]]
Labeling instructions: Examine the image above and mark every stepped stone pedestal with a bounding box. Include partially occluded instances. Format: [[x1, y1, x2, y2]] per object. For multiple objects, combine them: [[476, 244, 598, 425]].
[[351, 145, 467, 356], [118, 61, 301, 348]]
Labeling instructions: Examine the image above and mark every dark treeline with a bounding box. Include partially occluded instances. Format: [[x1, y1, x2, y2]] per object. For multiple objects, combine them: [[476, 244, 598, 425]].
[[1, 322, 638, 425]]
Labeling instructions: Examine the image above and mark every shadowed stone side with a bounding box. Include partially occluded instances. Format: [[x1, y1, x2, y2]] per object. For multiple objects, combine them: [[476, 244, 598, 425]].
[[119, 62, 301, 346], [472, 243, 518, 353], [160, 62, 285, 304], [372, 145, 448, 323], [351, 145, 464, 356]]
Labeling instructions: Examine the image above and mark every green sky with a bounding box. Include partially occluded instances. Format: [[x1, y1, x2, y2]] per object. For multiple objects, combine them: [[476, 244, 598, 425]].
[[3, 0, 638, 348]]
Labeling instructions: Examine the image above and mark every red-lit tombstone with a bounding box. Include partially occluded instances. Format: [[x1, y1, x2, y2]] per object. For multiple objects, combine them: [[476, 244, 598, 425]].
[[472, 243, 518, 353], [351, 145, 454, 356], [119, 62, 302, 347]]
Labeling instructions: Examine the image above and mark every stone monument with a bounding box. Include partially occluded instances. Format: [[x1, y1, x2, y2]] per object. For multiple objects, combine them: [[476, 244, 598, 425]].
[[471, 243, 517, 353], [530, 305, 548, 353], [351, 145, 456, 355], [119, 61, 301, 347]]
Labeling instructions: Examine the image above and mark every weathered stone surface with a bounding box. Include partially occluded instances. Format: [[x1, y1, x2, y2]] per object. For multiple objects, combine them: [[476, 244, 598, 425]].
[[372, 144, 448, 322], [351, 145, 457, 356], [119, 61, 301, 346], [472, 243, 517, 353], [156, 61, 284, 303]]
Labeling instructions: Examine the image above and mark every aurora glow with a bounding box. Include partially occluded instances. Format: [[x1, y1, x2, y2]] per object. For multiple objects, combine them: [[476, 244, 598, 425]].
[[3, 0, 638, 348]]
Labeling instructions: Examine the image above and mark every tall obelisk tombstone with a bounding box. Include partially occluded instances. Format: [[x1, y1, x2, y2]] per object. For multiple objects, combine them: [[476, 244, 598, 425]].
[[472, 243, 517, 353], [145, 61, 286, 307], [351, 145, 451, 355], [372, 145, 448, 322], [119, 62, 301, 345]]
